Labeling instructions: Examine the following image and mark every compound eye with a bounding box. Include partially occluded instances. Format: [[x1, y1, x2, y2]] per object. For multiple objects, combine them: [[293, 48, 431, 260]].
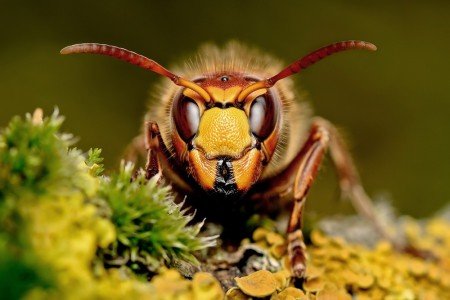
[[173, 96, 200, 141], [249, 95, 278, 139]]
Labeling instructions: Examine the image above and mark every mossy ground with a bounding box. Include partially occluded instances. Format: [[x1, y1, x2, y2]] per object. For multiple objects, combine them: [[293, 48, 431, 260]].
[[1, 109, 449, 299]]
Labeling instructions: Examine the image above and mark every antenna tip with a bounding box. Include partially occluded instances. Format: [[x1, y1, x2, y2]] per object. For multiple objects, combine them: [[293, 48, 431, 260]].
[[364, 41, 378, 51], [60, 46, 71, 55], [60, 44, 82, 55]]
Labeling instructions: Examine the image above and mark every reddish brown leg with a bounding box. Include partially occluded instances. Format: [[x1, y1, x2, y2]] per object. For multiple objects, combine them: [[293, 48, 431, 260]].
[[287, 123, 330, 278], [312, 119, 434, 258], [141, 121, 193, 192], [144, 122, 164, 180], [313, 118, 398, 246], [258, 117, 401, 277]]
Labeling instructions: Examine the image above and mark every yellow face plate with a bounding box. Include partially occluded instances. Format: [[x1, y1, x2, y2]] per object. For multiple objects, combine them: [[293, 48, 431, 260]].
[[194, 107, 252, 159]]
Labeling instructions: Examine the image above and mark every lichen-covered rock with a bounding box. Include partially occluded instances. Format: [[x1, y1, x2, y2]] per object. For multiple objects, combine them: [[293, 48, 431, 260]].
[[226, 223, 450, 299], [1, 109, 450, 299]]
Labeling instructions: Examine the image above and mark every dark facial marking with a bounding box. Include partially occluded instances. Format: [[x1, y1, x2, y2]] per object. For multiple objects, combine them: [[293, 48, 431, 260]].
[[214, 157, 238, 196]]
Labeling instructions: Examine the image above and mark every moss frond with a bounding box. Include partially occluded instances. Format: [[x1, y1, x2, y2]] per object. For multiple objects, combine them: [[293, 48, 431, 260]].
[[98, 162, 217, 272], [86, 148, 104, 177], [0, 109, 95, 198]]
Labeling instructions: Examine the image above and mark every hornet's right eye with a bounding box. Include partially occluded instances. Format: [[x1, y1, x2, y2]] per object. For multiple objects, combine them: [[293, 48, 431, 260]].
[[173, 96, 200, 141]]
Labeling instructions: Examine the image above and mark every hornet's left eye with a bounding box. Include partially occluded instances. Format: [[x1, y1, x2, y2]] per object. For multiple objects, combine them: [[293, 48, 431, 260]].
[[173, 96, 200, 141], [249, 94, 279, 140]]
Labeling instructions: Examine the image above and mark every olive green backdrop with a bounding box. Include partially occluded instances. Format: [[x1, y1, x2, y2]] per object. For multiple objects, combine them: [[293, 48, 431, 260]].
[[1, 1, 448, 217]]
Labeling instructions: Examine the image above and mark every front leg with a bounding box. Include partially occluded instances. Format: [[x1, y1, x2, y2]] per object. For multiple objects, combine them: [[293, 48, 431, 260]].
[[260, 117, 413, 278], [142, 121, 193, 193], [313, 117, 397, 247], [144, 121, 163, 180], [286, 123, 330, 278], [123, 122, 164, 180]]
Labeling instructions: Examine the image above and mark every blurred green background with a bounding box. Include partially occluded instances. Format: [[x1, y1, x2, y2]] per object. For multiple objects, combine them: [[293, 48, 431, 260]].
[[0, 1, 448, 217]]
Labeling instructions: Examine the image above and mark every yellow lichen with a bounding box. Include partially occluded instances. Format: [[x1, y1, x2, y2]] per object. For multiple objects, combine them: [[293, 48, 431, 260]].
[[226, 222, 450, 299], [20, 207, 450, 299], [192, 272, 225, 300], [226, 287, 249, 300], [149, 269, 224, 300], [266, 232, 285, 246], [253, 228, 271, 242], [235, 270, 280, 297], [272, 287, 306, 300]]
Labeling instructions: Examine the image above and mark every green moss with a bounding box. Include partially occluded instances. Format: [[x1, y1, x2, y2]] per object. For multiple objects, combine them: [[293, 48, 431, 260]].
[[97, 162, 217, 273], [0, 233, 52, 300], [86, 148, 105, 177], [0, 109, 93, 199], [0, 109, 217, 298]]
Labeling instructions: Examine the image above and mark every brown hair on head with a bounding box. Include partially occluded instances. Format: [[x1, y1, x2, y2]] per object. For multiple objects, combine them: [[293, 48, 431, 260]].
[[237, 40, 377, 102], [60, 43, 211, 101]]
